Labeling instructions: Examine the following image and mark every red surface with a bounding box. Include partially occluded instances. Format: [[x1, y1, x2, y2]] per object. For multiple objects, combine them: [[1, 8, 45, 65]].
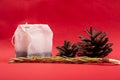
[[0, 0, 120, 80]]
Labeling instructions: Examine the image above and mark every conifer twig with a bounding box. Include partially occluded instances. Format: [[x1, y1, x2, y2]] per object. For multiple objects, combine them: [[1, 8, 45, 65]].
[[9, 56, 120, 65]]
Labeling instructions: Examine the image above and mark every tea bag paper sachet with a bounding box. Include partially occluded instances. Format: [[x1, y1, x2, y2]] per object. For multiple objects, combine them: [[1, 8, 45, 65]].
[[12, 23, 53, 57]]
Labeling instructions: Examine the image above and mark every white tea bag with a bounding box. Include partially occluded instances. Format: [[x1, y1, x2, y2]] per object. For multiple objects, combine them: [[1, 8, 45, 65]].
[[12, 23, 53, 57]]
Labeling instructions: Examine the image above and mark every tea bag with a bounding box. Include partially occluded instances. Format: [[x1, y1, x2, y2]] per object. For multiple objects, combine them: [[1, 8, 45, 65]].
[[13, 23, 53, 57]]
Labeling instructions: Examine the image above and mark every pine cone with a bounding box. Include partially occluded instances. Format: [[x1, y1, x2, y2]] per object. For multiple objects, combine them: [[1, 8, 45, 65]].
[[77, 27, 113, 58], [56, 40, 78, 57]]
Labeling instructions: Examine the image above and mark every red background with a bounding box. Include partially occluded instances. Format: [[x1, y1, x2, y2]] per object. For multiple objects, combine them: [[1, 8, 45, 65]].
[[0, 0, 120, 80]]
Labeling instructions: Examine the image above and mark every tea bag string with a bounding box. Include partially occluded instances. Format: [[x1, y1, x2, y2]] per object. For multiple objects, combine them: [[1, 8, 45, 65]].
[[21, 26, 41, 32], [11, 26, 26, 46], [11, 34, 15, 46]]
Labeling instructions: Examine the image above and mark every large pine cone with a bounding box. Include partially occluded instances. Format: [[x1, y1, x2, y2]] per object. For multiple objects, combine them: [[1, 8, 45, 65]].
[[77, 27, 113, 58]]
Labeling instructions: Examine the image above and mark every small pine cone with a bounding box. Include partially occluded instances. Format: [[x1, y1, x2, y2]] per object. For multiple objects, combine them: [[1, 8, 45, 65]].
[[56, 40, 78, 57]]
